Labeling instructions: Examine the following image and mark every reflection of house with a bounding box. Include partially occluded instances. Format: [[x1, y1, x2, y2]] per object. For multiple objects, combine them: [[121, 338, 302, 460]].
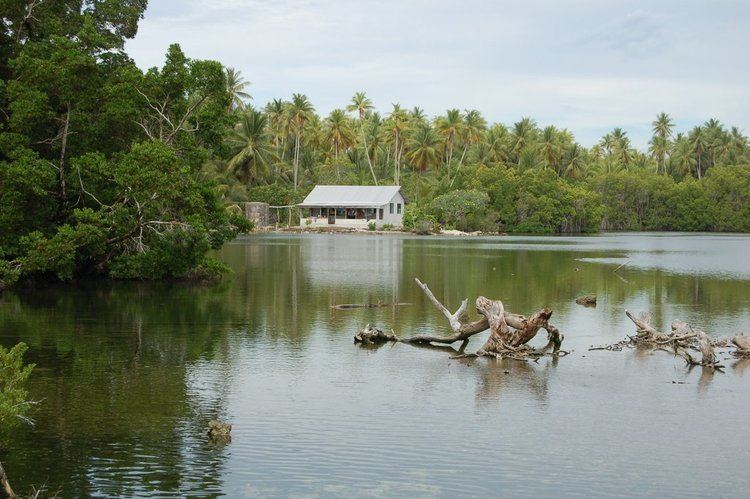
[[299, 185, 406, 228]]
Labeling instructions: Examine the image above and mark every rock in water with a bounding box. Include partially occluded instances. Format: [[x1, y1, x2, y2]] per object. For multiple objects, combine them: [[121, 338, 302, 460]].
[[575, 295, 597, 307], [207, 420, 232, 439]]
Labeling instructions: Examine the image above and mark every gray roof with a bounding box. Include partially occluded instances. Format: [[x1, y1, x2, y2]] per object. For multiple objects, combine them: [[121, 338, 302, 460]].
[[299, 185, 403, 208]]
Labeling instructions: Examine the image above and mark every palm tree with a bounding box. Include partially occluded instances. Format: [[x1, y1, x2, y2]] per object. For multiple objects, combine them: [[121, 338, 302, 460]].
[[226, 109, 276, 184], [486, 124, 510, 164], [324, 109, 354, 161], [406, 124, 441, 201], [451, 110, 487, 187], [648, 135, 669, 174], [609, 128, 631, 166], [287, 93, 314, 190], [385, 104, 410, 185], [510, 117, 538, 165], [410, 106, 427, 124], [671, 135, 697, 178], [562, 144, 586, 179], [324, 109, 354, 180], [651, 112, 674, 173], [265, 99, 288, 164], [346, 92, 378, 185], [703, 118, 725, 170], [729, 126, 749, 164], [652, 112, 674, 139], [436, 109, 464, 180], [688, 125, 707, 179], [225, 67, 251, 113], [539, 125, 561, 173]]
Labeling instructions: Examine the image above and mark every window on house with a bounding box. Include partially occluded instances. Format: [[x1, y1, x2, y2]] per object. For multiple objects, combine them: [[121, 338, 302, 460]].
[[397, 203, 402, 214], [389, 203, 394, 214]]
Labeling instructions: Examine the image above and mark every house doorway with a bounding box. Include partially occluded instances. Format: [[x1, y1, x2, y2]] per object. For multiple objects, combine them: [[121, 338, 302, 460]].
[[328, 208, 336, 224]]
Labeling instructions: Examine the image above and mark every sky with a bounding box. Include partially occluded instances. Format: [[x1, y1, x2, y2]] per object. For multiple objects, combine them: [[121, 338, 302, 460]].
[[126, 0, 750, 148]]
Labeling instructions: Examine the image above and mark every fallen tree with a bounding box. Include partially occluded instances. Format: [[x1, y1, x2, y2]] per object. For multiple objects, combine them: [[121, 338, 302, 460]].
[[353, 278, 567, 361]]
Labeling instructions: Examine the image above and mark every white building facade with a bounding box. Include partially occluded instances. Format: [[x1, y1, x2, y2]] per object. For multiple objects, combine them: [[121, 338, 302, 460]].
[[299, 185, 407, 229]]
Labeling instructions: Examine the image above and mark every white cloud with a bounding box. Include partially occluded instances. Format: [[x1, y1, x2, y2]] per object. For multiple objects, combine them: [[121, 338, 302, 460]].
[[126, 0, 750, 148]]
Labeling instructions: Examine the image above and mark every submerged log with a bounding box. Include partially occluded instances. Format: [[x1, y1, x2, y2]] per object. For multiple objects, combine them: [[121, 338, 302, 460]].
[[403, 278, 565, 360], [575, 295, 597, 307], [333, 303, 410, 310]]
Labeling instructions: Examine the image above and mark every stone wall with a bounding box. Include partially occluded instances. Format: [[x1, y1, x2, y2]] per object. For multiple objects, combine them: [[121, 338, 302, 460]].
[[244, 202, 270, 227]]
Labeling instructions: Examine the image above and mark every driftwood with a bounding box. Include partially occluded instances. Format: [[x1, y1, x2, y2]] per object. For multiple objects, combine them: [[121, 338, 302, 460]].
[[590, 310, 728, 368], [575, 295, 597, 307], [0, 460, 15, 498], [731, 333, 750, 357], [402, 278, 566, 360]]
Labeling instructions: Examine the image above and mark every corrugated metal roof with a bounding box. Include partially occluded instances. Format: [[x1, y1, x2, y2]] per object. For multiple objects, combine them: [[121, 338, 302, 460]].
[[299, 185, 403, 207]]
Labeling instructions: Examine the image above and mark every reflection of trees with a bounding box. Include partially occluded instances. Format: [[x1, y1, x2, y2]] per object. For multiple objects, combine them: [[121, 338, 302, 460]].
[[0, 281, 239, 496], [2, 234, 750, 493]]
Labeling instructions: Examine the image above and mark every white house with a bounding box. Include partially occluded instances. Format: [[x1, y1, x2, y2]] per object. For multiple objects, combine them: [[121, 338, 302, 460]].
[[299, 185, 407, 229]]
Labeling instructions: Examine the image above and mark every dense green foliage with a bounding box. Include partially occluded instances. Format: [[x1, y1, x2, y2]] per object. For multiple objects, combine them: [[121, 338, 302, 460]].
[[0, 343, 33, 431], [3, 2, 750, 289], [0, 1, 249, 287], [204, 92, 750, 234]]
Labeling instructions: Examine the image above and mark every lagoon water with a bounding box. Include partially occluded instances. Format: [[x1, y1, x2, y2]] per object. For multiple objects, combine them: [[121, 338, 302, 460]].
[[1, 232, 750, 497]]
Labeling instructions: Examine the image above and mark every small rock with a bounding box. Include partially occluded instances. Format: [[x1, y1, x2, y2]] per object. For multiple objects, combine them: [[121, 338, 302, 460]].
[[575, 295, 597, 307], [207, 420, 232, 438]]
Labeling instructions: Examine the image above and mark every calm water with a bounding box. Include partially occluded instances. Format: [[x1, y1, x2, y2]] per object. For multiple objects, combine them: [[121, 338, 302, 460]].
[[1, 233, 750, 497]]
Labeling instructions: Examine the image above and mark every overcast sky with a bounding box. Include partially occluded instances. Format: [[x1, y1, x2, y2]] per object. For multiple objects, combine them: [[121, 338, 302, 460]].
[[126, 0, 750, 148]]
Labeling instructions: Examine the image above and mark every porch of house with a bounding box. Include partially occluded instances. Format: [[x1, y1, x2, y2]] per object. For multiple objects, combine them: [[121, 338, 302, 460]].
[[300, 206, 384, 228]]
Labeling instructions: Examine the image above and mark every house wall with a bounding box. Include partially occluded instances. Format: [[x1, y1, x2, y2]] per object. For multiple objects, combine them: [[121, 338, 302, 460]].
[[299, 191, 407, 229], [381, 191, 405, 226]]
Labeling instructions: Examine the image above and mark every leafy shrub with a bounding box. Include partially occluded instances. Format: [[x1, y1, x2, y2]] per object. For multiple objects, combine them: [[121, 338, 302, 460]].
[[402, 204, 438, 233], [367, 221, 376, 231], [381, 223, 395, 231], [0, 343, 34, 429], [429, 189, 495, 232]]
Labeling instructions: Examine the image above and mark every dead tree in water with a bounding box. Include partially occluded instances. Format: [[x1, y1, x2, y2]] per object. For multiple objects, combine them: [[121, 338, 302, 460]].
[[590, 310, 727, 368], [400, 278, 566, 360]]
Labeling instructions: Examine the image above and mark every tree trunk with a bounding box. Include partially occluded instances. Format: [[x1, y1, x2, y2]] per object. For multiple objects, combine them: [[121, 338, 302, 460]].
[[293, 131, 300, 191], [0, 460, 15, 498], [361, 128, 378, 186], [58, 101, 71, 202], [450, 144, 469, 188]]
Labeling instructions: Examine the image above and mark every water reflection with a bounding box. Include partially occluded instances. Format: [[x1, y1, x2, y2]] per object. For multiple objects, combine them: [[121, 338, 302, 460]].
[[1, 233, 750, 497]]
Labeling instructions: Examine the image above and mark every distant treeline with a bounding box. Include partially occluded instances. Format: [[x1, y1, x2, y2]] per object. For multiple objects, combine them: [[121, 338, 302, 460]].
[[213, 93, 750, 234]]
